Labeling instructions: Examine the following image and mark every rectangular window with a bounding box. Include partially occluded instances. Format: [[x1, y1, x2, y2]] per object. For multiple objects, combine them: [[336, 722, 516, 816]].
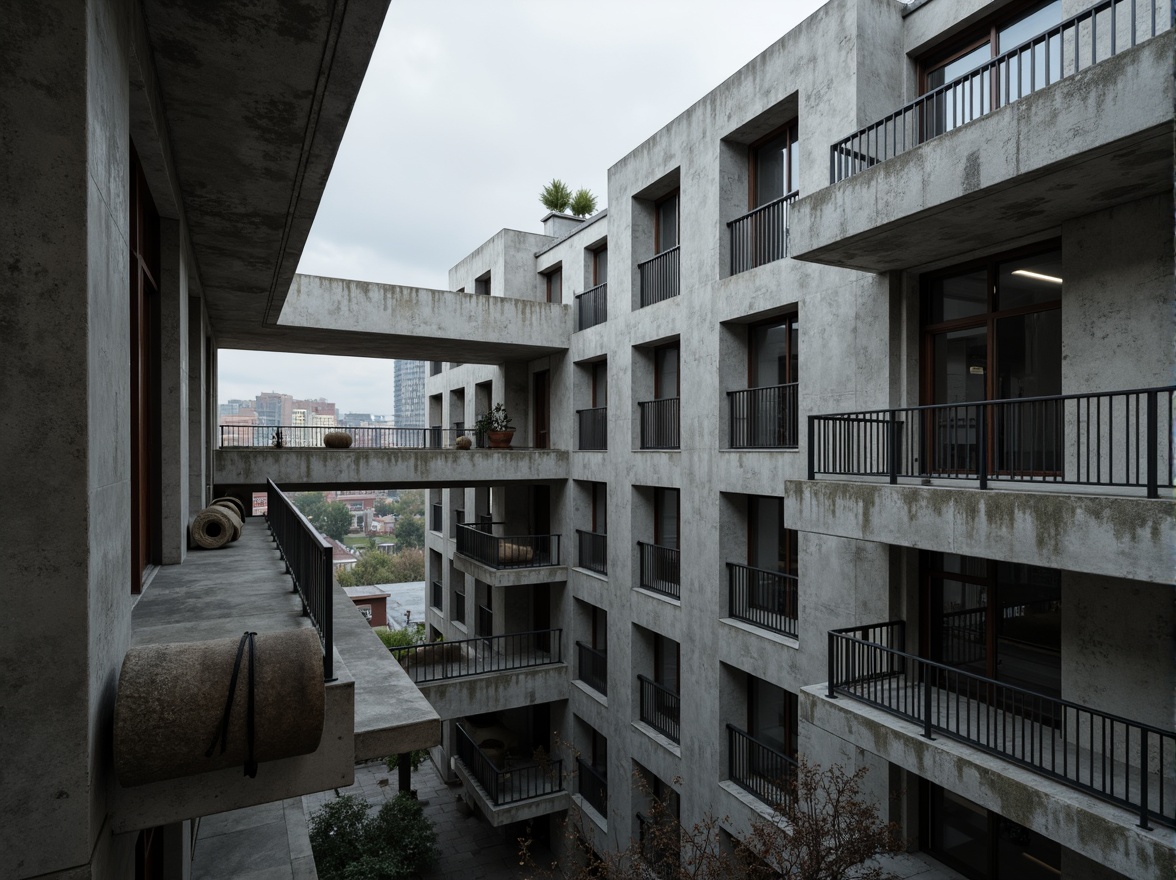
[[747, 678, 798, 760], [593, 246, 608, 285], [751, 122, 800, 206], [654, 488, 679, 549], [747, 496, 797, 577], [591, 361, 608, 407], [654, 344, 680, 399], [749, 315, 798, 387], [653, 634, 680, 693], [545, 266, 562, 303], [591, 482, 607, 534], [474, 273, 491, 296], [655, 192, 679, 253]]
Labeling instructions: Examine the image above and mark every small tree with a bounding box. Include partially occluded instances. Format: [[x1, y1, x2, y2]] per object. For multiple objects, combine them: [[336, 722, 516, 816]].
[[569, 188, 598, 218], [540, 178, 573, 213], [374, 499, 395, 517], [735, 760, 904, 880], [319, 501, 353, 542], [389, 490, 424, 519], [393, 515, 424, 550], [337, 551, 394, 587], [294, 491, 328, 522]]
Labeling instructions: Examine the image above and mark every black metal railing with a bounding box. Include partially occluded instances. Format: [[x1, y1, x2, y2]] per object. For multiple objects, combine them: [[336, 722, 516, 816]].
[[728, 191, 799, 274], [808, 387, 1175, 497], [576, 641, 608, 696], [727, 724, 797, 807], [727, 562, 798, 638], [830, 0, 1172, 182], [639, 398, 680, 450], [577, 757, 608, 816], [637, 812, 680, 880], [638, 674, 681, 743], [454, 725, 563, 806], [430, 579, 443, 611], [476, 604, 493, 639], [393, 629, 563, 683], [577, 530, 608, 575], [638, 541, 680, 599], [265, 479, 333, 680], [430, 502, 443, 533], [729, 382, 799, 449], [638, 245, 680, 307], [455, 522, 561, 568], [577, 407, 608, 450], [219, 424, 475, 449], [576, 282, 608, 330], [827, 621, 1176, 829], [451, 509, 464, 539]]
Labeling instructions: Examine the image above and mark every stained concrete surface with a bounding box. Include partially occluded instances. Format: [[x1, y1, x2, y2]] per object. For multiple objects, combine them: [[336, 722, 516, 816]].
[[193, 798, 317, 880]]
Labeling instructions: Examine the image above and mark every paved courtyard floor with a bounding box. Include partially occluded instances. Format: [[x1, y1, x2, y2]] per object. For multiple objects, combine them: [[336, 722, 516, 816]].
[[303, 758, 543, 880]]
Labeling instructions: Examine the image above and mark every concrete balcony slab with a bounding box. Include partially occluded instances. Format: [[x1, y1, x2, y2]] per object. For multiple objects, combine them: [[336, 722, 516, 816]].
[[790, 32, 1173, 273], [800, 685, 1175, 879], [784, 479, 1175, 584], [453, 759, 570, 828], [214, 446, 570, 493], [453, 551, 568, 587], [115, 523, 439, 832], [415, 663, 570, 720]]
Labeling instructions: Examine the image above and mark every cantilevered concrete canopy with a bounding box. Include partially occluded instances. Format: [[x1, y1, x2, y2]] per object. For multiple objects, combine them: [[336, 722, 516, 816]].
[[790, 33, 1173, 273], [133, 0, 389, 347], [248, 274, 573, 362]]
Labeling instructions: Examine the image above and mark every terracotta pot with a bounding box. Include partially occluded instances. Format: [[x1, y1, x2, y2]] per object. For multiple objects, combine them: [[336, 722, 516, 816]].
[[487, 430, 514, 449]]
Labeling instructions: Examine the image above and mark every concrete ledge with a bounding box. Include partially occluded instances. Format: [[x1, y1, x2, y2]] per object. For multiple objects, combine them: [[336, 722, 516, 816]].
[[415, 663, 570, 720], [785, 480, 1175, 584], [571, 792, 608, 834], [215, 447, 571, 492], [790, 33, 1173, 272], [453, 759, 570, 828], [452, 552, 568, 587], [800, 685, 1176, 879]]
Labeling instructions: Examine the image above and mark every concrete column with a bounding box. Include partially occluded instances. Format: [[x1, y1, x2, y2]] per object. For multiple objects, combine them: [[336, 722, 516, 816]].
[[159, 218, 190, 563], [0, 0, 135, 876]]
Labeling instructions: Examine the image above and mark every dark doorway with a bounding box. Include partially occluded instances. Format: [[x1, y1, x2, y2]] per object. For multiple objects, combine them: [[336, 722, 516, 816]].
[[534, 370, 550, 449]]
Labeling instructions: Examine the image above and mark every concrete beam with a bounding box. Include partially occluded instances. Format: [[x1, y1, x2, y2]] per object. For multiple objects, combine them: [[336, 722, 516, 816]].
[[416, 664, 570, 720], [214, 447, 571, 492], [800, 686, 1176, 880], [453, 760, 570, 828], [790, 33, 1173, 272], [227, 273, 572, 362], [452, 553, 568, 587], [785, 480, 1175, 584]]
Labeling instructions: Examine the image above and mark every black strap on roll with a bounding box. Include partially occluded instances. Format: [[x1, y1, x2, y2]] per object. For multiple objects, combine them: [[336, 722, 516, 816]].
[[206, 631, 259, 778]]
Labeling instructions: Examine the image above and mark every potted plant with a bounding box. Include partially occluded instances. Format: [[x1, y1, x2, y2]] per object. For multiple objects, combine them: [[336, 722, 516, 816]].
[[474, 402, 515, 449]]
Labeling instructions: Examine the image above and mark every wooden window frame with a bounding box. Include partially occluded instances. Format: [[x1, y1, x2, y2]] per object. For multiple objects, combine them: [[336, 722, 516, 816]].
[[747, 313, 799, 388], [653, 342, 680, 399], [591, 360, 607, 408], [747, 120, 800, 210], [592, 245, 608, 286], [544, 264, 562, 303], [654, 190, 680, 254]]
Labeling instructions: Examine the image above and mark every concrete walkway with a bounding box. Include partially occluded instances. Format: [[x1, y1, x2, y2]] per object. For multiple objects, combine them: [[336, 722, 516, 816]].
[[303, 760, 542, 880]]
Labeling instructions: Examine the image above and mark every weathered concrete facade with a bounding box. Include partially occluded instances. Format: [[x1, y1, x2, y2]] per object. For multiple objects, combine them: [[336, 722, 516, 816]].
[[416, 1, 1175, 877]]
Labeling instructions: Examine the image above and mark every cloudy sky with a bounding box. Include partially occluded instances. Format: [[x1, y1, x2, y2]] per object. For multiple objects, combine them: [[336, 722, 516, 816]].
[[219, 0, 826, 415]]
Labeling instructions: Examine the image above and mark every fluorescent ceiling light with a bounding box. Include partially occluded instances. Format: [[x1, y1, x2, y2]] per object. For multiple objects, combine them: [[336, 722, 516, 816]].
[[1012, 269, 1063, 284]]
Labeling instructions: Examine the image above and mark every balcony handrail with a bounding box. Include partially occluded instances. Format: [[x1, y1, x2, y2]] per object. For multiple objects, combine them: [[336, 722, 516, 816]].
[[394, 628, 563, 683], [726, 561, 798, 638], [575, 282, 607, 299], [637, 540, 681, 599], [455, 521, 562, 568], [726, 723, 799, 806], [575, 640, 608, 696], [576, 756, 608, 816], [575, 282, 609, 331], [726, 190, 800, 228], [454, 724, 564, 806], [638, 397, 681, 450], [728, 382, 800, 449], [830, 0, 1171, 182], [637, 243, 681, 270], [576, 406, 608, 451], [638, 246, 680, 308], [219, 424, 481, 449], [638, 673, 681, 743], [808, 385, 1175, 497], [575, 528, 609, 575], [827, 621, 1175, 829], [265, 479, 333, 680]]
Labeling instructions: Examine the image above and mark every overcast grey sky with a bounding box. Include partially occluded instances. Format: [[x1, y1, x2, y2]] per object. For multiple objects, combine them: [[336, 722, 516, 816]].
[[219, 0, 826, 415]]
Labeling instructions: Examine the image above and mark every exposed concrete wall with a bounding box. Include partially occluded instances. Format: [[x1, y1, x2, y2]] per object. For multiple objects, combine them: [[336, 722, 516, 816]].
[[159, 219, 190, 564], [0, 0, 136, 875]]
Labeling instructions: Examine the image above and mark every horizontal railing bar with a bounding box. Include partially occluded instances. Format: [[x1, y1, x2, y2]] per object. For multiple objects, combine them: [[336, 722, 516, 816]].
[[636, 244, 681, 270], [726, 190, 800, 227]]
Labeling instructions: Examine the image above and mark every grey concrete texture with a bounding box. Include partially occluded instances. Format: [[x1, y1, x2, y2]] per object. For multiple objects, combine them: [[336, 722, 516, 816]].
[[114, 629, 325, 786], [790, 31, 1174, 272], [215, 447, 572, 493], [417, 664, 571, 721], [193, 799, 317, 880], [801, 685, 1174, 878], [272, 273, 572, 362]]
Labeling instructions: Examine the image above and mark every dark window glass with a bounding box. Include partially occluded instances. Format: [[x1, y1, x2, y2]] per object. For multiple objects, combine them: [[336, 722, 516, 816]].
[[929, 270, 988, 323], [748, 678, 797, 759], [655, 489, 679, 549], [594, 248, 608, 285], [753, 125, 799, 206], [750, 316, 798, 386], [546, 268, 562, 303], [656, 195, 679, 252], [655, 345, 679, 399], [997, 253, 1062, 311]]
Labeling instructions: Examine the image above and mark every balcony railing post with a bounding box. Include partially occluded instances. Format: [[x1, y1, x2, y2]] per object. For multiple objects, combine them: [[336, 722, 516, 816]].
[[921, 656, 933, 740], [887, 412, 898, 484], [977, 404, 988, 490], [827, 631, 836, 698], [1138, 733, 1151, 829], [1146, 389, 1159, 498], [807, 415, 816, 479]]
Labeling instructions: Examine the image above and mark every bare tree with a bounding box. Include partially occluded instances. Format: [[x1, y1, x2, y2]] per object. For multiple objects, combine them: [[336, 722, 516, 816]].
[[519, 759, 903, 880]]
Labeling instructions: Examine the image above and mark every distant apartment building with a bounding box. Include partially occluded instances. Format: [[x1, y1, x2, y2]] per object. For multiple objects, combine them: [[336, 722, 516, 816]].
[[393, 360, 426, 428]]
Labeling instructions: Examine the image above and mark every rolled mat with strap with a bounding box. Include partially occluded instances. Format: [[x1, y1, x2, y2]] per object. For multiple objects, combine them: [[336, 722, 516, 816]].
[[190, 506, 235, 549], [113, 628, 325, 786], [210, 495, 247, 521]]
